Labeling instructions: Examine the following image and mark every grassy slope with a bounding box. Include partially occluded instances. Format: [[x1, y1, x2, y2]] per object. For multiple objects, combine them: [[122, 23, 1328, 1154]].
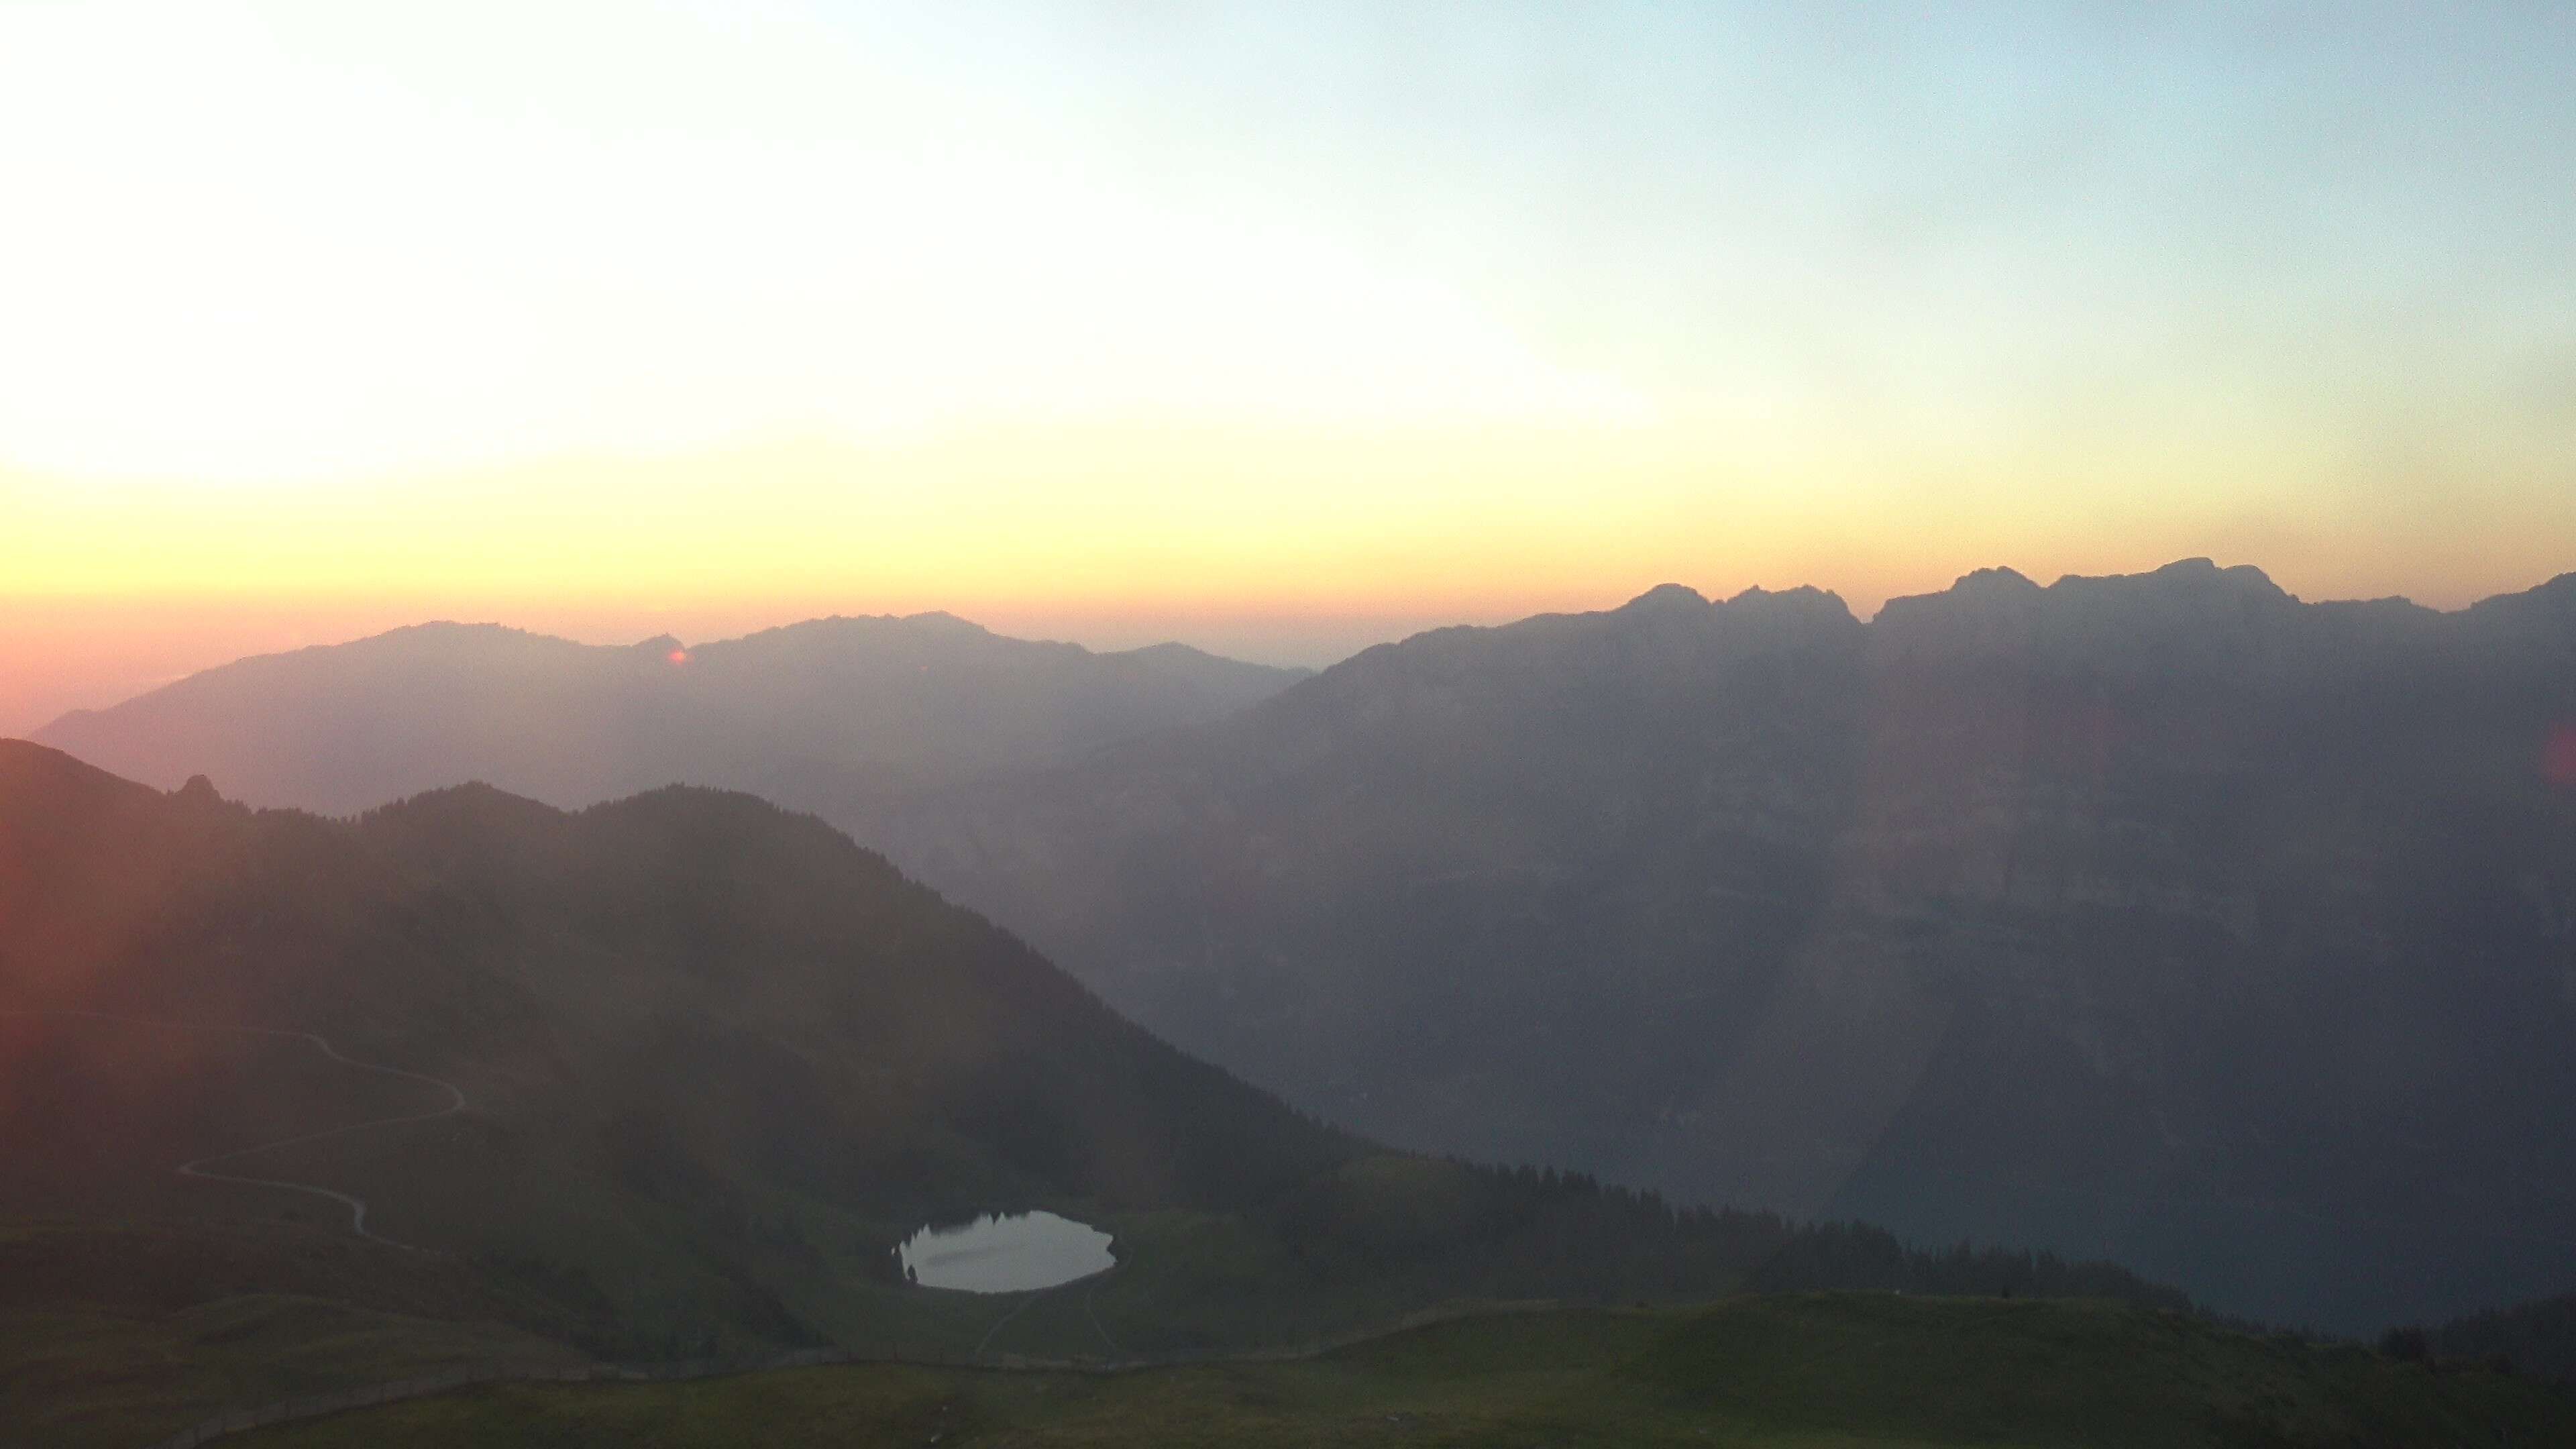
[[229, 1295, 2576, 1449], [0, 1296, 584, 1449], [0, 1218, 597, 1449]]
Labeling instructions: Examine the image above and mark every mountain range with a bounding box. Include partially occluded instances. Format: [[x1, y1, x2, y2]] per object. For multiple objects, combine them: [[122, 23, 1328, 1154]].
[[21, 560, 2576, 1334], [32, 612, 1308, 818], [853, 560, 2576, 1332]]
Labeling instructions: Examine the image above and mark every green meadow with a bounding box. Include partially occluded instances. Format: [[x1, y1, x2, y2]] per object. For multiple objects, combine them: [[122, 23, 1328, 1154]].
[[221, 1295, 2575, 1449]]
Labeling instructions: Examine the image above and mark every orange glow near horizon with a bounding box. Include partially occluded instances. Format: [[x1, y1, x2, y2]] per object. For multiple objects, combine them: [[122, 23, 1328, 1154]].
[[8, 410, 2575, 743], [5, 422, 2569, 741], [8, 419, 2567, 626], [2548, 725, 2576, 790]]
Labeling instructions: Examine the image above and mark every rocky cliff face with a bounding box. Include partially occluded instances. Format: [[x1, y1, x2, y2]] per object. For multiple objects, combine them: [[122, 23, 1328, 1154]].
[[859, 561, 2576, 1331]]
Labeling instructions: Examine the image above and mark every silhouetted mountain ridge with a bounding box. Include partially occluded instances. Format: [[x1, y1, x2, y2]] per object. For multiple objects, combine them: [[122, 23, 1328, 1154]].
[[21, 561, 2575, 1334], [33, 612, 1312, 817], [851, 560, 2576, 1333]]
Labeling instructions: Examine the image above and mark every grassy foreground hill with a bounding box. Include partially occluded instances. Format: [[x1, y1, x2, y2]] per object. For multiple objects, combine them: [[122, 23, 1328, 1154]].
[[224, 1295, 2576, 1449]]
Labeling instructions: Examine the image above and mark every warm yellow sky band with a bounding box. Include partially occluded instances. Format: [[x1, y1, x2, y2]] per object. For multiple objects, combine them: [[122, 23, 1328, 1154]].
[[9, 416, 2571, 739], [11, 417, 2568, 607]]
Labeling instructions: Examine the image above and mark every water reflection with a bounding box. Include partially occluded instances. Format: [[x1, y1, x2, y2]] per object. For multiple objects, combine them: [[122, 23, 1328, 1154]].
[[898, 1210, 1116, 1292]]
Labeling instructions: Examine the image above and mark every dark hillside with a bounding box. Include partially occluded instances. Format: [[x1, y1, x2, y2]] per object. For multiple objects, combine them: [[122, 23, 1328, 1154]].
[[1, 741, 2190, 1448]]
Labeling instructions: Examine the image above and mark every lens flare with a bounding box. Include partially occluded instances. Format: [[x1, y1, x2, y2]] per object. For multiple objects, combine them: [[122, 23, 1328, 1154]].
[[2546, 723, 2576, 788]]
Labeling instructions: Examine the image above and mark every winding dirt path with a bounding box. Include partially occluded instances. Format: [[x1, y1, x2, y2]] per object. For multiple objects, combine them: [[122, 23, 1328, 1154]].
[[969, 1264, 1126, 1361], [4, 1008, 468, 1251], [1083, 1273, 1122, 1356], [973, 1281, 1055, 1358]]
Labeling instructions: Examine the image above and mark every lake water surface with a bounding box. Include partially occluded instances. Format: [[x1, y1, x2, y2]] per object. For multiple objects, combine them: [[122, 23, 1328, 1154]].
[[897, 1210, 1116, 1292]]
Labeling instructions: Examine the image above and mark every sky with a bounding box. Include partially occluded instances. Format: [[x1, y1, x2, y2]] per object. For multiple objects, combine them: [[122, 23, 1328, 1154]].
[[5, 1, 2574, 734]]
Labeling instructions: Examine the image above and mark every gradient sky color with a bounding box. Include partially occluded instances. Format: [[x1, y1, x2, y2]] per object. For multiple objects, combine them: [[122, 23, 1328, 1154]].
[[5, 1, 2574, 735]]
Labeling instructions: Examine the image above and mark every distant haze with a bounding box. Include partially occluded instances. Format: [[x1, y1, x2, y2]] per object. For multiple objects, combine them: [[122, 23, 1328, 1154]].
[[0, 597, 1415, 742], [2, 561, 2559, 741], [30, 610, 1313, 817]]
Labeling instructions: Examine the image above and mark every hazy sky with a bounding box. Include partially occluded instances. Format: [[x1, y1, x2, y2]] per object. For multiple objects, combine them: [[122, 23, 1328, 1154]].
[[5, 1, 2573, 733]]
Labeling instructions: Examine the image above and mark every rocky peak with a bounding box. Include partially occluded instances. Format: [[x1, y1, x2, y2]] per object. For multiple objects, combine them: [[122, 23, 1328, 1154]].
[[1871, 567, 2045, 662], [1725, 583, 1856, 618], [1719, 584, 1864, 648], [2131, 556, 2292, 603], [1872, 559, 2300, 669], [1617, 583, 1713, 615], [1953, 565, 2043, 596], [899, 610, 994, 638]]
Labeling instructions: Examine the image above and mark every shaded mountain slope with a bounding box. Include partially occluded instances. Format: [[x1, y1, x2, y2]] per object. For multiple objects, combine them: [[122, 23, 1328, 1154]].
[[32, 613, 1309, 817], [0, 739, 1354, 1352], [859, 561, 2576, 1332], [1, 739, 2186, 1431], [2423, 1286, 2576, 1383]]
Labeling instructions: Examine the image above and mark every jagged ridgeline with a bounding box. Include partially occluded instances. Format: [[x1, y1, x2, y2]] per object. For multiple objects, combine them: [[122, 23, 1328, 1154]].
[[20, 562, 2576, 1339], [0, 741, 2179, 1383], [861, 561, 2576, 1333]]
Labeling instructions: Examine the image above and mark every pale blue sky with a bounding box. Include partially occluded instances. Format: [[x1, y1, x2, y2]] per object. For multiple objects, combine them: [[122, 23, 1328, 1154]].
[[5, 1, 2569, 482], [3, 2, 2572, 733]]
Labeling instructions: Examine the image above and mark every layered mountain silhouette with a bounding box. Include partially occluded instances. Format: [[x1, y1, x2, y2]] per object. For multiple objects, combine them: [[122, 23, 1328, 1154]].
[[32, 613, 1309, 818], [22, 561, 2576, 1333], [855, 561, 2576, 1332]]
